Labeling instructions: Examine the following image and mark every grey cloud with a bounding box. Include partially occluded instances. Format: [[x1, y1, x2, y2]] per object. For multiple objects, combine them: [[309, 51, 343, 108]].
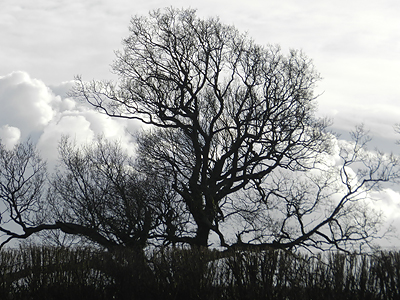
[[48, 81, 75, 99]]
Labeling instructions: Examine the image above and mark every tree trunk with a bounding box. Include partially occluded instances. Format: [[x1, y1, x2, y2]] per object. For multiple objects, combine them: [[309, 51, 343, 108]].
[[193, 223, 210, 247]]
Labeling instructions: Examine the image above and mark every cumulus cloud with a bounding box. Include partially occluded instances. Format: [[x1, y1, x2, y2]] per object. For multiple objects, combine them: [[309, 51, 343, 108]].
[[37, 115, 95, 163], [366, 188, 400, 249], [0, 71, 140, 168], [48, 81, 76, 100], [370, 189, 400, 220], [37, 109, 137, 165], [0, 125, 21, 149], [0, 71, 56, 138]]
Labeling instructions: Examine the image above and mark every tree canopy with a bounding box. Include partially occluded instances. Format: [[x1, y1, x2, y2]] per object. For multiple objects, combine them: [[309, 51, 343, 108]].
[[72, 7, 330, 248]]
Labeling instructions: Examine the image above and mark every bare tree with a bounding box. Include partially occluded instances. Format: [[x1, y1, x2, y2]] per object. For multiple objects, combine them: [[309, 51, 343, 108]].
[[227, 126, 399, 252], [71, 8, 332, 248], [47, 136, 178, 249], [0, 139, 58, 248], [0, 137, 178, 250]]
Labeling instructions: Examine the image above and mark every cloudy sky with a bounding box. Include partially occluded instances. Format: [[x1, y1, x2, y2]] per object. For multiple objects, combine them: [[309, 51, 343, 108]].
[[1, 0, 400, 247]]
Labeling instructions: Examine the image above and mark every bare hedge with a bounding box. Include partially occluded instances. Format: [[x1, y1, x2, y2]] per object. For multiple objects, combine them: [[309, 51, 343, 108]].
[[0, 246, 399, 300]]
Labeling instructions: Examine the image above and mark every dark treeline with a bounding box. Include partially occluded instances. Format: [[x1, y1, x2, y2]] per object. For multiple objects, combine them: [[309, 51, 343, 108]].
[[1, 246, 399, 300]]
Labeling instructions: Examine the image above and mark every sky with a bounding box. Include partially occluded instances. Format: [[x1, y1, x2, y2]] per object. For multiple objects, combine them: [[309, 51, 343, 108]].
[[1, 0, 400, 248]]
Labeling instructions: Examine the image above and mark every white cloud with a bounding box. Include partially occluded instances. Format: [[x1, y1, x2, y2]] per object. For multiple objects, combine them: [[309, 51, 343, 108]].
[[311, 135, 400, 242], [369, 188, 400, 220], [0, 71, 56, 138], [367, 188, 400, 249], [37, 109, 137, 165], [0, 71, 139, 168], [37, 115, 95, 163], [0, 125, 21, 149]]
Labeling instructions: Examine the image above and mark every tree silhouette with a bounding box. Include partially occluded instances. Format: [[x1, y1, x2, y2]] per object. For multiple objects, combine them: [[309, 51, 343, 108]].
[[0, 138, 178, 250], [72, 8, 333, 248], [71, 8, 400, 251], [1, 8, 398, 252]]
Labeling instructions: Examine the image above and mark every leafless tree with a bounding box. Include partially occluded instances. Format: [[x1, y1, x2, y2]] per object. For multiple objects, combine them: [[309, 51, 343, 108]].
[[227, 126, 399, 252], [71, 7, 332, 248], [46, 136, 178, 249], [0, 137, 179, 250], [0, 139, 57, 248]]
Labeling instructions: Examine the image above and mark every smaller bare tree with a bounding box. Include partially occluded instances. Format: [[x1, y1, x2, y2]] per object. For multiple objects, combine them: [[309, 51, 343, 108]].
[[0, 139, 57, 248], [226, 125, 400, 252], [0, 137, 180, 250], [46, 136, 178, 250]]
